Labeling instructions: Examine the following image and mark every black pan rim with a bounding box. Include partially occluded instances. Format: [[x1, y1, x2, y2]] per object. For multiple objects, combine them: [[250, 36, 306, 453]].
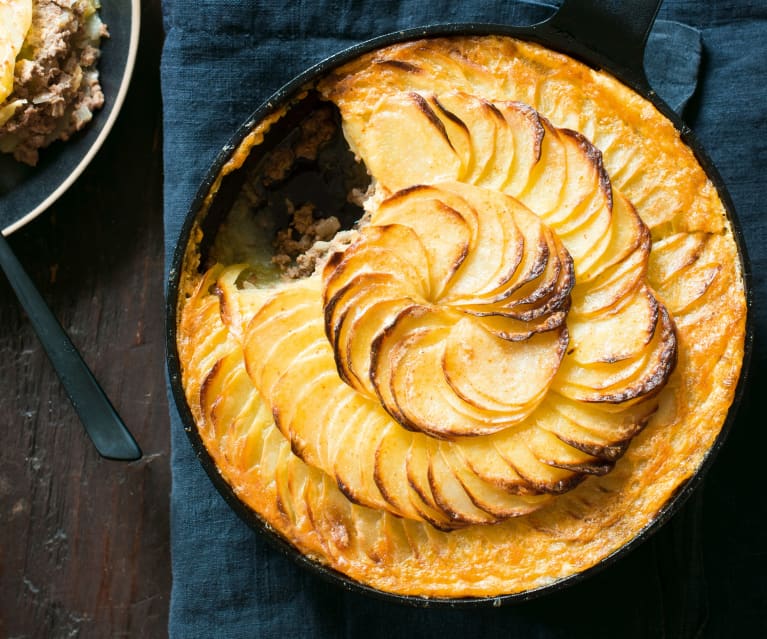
[[165, 19, 754, 607]]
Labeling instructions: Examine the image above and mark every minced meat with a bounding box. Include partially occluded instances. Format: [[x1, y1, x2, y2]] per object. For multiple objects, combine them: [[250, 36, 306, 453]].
[[0, 0, 107, 166]]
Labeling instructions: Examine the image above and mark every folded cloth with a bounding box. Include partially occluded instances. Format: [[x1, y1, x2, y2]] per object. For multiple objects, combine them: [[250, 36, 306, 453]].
[[162, 1, 765, 636]]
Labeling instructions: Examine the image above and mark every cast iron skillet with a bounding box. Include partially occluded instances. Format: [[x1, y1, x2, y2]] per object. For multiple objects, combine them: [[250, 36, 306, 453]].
[[167, 0, 754, 605]]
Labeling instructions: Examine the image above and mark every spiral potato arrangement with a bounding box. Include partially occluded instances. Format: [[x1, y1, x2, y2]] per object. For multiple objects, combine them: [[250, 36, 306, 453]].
[[177, 36, 746, 596]]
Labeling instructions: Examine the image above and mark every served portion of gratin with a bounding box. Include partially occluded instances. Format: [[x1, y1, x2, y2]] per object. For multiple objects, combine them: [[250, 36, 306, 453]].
[[0, 0, 107, 165]]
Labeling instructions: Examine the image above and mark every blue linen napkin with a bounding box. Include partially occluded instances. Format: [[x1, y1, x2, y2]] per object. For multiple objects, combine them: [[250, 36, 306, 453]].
[[162, 2, 766, 636]]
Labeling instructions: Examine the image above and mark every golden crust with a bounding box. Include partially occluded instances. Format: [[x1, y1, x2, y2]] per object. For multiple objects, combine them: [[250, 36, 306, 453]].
[[176, 36, 746, 598]]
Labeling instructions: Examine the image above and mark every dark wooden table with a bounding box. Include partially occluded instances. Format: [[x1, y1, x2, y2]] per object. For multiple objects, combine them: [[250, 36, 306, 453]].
[[0, 2, 170, 636]]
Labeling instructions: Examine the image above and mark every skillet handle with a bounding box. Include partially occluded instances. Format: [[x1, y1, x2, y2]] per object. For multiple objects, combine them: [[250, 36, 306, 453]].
[[545, 0, 663, 87]]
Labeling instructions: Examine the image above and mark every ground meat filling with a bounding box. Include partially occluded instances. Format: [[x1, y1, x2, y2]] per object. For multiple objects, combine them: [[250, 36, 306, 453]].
[[0, 0, 107, 165], [205, 99, 371, 282], [272, 202, 344, 279]]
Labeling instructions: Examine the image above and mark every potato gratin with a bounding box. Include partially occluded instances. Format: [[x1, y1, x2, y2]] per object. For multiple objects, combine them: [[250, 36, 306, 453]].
[[176, 36, 747, 598]]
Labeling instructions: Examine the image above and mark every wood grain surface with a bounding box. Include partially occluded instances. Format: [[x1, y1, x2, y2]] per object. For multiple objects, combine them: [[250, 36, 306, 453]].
[[0, 2, 169, 636]]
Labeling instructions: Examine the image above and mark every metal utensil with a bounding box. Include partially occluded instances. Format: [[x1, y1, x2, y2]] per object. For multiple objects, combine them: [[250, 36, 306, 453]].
[[0, 231, 141, 461]]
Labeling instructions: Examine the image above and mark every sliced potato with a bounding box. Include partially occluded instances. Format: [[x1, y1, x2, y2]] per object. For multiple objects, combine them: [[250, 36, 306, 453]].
[[554, 306, 677, 404], [516, 117, 566, 219], [427, 444, 497, 524], [436, 181, 525, 299], [361, 91, 461, 191], [578, 190, 649, 284], [0, 0, 32, 104], [439, 443, 550, 518], [437, 91, 498, 185], [373, 196, 473, 300], [567, 285, 659, 365], [388, 327, 519, 437], [496, 100, 544, 195], [442, 317, 567, 413], [323, 224, 430, 303]]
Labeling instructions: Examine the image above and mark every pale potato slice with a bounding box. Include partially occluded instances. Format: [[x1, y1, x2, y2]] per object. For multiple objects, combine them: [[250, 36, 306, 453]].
[[405, 438, 460, 529], [442, 317, 566, 413], [279, 367, 338, 464], [436, 91, 498, 185], [293, 377, 360, 472], [343, 297, 419, 397], [260, 329, 327, 407], [0, 0, 32, 104], [242, 283, 322, 389], [532, 129, 602, 232], [578, 190, 649, 284], [322, 394, 371, 494], [354, 409, 397, 511], [570, 241, 648, 317], [453, 437, 534, 494], [556, 341, 652, 394], [496, 100, 544, 195], [648, 232, 708, 285], [427, 445, 497, 524], [475, 310, 568, 341], [389, 327, 521, 437], [567, 285, 659, 365], [270, 348, 334, 439], [333, 404, 389, 509], [361, 91, 461, 191], [493, 426, 585, 494], [475, 101, 516, 190], [407, 41, 498, 95], [547, 392, 655, 443], [178, 266, 235, 392], [283, 450, 316, 536], [323, 224, 430, 303], [428, 94, 473, 179], [370, 304, 454, 420], [326, 272, 412, 393], [525, 426, 612, 476], [244, 297, 325, 397], [226, 398, 274, 475], [373, 197, 473, 300], [373, 422, 423, 520], [436, 181, 525, 300], [206, 352, 265, 449], [396, 44, 470, 90], [325, 271, 406, 351], [448, 200, 545, 306], [558, 210, 613, 280], [516, 117, 567, 219], [531, 399, 632, 461], [476, 227, 572, 323], [199, 350, 244, 441], [554, 306, 676, 404], [439, 444, 550, 518], [374, 184, 478, 236], [655, 260, 723, 316], [214, 265, 272, 341], [501, 227, 567, 308]]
